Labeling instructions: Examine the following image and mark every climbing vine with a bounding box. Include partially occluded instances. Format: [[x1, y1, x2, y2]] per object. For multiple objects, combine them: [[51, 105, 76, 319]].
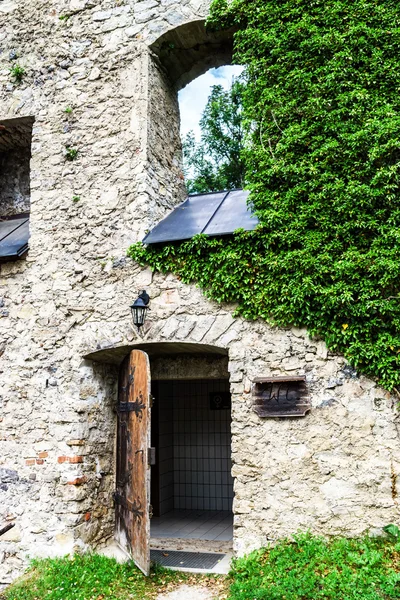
[[129, 0, 400, 391]]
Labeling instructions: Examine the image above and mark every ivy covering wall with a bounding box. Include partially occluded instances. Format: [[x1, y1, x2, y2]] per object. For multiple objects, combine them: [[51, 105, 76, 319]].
[[129, 0, 400, 391]]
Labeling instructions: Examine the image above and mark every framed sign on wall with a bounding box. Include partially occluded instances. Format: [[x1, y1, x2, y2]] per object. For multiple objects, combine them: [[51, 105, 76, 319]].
[[252, 376, 310, 418]]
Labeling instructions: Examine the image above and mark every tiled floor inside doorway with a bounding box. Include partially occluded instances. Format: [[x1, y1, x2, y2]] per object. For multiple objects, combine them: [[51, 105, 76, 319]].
[[150, 509, 233, 542]]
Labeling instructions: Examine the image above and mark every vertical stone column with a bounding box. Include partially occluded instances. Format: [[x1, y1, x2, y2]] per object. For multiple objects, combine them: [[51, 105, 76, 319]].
[[146, 52, 187, 222]]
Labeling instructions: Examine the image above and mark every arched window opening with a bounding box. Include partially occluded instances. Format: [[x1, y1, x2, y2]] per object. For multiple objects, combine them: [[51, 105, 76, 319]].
[[145, 21, 257, 240], [149, 20, 246, 199], [146, 19, 253, 239]]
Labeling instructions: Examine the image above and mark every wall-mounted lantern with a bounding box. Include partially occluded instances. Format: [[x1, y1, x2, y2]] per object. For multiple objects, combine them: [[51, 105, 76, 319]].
[[130, 290, 150, 330]]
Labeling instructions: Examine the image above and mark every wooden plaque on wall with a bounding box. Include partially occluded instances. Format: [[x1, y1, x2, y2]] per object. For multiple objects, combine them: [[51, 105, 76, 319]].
[[252, 376, 310, 418]]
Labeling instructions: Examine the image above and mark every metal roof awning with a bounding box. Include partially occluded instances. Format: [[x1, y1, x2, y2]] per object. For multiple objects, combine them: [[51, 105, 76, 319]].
[[0, 214, 30, 262], [143, 189, 259, 245]]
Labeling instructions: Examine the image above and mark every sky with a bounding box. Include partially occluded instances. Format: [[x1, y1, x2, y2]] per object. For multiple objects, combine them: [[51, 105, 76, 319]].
[[178, 65, 244, 142]]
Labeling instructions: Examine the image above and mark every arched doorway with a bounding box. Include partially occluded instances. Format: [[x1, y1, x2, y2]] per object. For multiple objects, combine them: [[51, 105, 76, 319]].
[[85, 342, 234, 573]]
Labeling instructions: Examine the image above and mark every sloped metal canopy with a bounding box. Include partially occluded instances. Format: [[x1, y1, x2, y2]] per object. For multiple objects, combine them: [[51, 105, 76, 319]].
[[0, 214, 30, 262], [143, 189, 259, 245]]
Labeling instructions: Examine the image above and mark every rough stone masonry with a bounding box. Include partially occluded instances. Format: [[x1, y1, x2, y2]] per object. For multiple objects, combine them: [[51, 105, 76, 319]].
[[0, 0, 399, 587]]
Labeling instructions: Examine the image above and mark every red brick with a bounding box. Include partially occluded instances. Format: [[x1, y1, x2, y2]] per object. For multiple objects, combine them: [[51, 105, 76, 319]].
[[58, 456, 83, 464], [67, 476, 87, 486], [84, 512, 91, 522], [25, 459, 35, 466], [38, 451, 48, 459], [36, 459, 44, 465]]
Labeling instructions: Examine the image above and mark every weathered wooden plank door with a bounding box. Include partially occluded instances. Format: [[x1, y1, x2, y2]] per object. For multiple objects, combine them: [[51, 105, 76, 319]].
[[115, 350, 151, 575]]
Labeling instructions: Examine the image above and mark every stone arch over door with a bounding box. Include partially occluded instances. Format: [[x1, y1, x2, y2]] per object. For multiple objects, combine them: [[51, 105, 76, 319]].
[[85, 340, 229, 367]]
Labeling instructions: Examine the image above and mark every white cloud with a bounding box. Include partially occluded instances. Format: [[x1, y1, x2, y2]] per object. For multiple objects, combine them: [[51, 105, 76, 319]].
[[178, 65, 244, 141]]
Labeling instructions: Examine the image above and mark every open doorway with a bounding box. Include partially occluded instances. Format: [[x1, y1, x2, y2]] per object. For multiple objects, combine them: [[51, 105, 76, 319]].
[[103, 345, 234, 572], [150, 378, 233, 544]]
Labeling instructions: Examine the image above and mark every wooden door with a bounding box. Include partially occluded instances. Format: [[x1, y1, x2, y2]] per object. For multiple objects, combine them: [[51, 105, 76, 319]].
[[115, 350, 151, 575]]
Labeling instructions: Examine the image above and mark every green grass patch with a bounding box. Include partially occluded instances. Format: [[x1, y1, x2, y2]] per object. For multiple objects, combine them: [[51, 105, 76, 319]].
[[1, 554, 216, 600], [228, 532, 400, 599], [4, 534, 400, 600]]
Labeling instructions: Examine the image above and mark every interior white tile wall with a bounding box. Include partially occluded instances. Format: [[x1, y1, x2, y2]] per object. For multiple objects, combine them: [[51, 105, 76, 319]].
[[158, 382, 174, 515], [155, 379, 233, 513]]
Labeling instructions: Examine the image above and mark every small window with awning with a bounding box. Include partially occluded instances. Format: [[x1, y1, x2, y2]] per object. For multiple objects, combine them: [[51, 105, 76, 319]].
[[0, 116, 33, 262]]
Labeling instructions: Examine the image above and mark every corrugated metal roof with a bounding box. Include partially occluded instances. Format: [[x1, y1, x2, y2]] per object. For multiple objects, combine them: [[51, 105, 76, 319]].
[[143, 189, 259, 244], [0, 214, 30, 262]]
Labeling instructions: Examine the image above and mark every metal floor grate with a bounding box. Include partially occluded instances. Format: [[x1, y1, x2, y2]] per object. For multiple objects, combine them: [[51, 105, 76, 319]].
[[150, 549, 225, 570]]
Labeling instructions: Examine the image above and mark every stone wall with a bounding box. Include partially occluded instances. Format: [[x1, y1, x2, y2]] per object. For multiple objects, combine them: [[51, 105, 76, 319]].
[[0, 0, 399, 587]]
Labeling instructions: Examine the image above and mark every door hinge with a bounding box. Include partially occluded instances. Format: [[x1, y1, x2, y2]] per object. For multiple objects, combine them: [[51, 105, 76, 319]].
[[148, 447, 156, 466], [113, 491, 144, 520], [117, 398, 146, 417]]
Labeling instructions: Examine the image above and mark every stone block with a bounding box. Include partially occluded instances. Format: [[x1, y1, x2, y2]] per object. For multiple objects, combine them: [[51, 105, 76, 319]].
[[0, 1, 16, 13], [1, 526, 21, 542], [135, 9, 158, 23], [282, 356, 303, 371], [316, 342, 328, 359], [320, 477, 357, 501], [92, 10, 112, 20], [134, 0, 159, 12], [206, 314, 235, 342]]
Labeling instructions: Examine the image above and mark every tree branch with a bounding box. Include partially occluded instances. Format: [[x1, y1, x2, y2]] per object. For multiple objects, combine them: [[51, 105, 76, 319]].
[[271, 110, 284, 133], [268, 138, 276, 159]]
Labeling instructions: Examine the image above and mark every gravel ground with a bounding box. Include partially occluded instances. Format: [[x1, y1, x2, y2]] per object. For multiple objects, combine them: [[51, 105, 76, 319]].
[[156, 584, 216, 600]]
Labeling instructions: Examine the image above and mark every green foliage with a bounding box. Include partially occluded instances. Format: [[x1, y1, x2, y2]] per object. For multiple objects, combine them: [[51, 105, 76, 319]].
[[130, 0, 400, 390], [4, 536, 400, 600], [384, 524, 400, 539], [59, 14, 70, 21], [65, 146, 79, 161], [9, 64, 25, 83], [72, 195, 80, 202], [228, 532, 400, 599], [2, 553, 190, 600], [183, 80, 245, 193], [65, 106, 73, 114]]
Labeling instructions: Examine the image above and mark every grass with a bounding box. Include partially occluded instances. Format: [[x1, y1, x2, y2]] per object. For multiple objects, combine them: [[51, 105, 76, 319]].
[[9, 64, 25, 83], [3, 533, 400, 600], [0, 553, 227, 600], [65, 147, 79, 161], [228, 532, 400, 599]]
